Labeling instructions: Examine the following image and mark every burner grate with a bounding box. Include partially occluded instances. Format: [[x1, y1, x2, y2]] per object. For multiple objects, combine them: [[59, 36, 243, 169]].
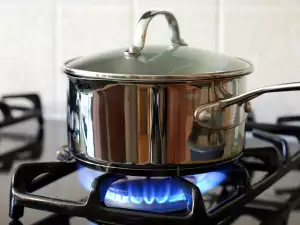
[[76, 163, 228, 213], [9, 161, 250, 225], [0, 128, 43, 172], [0, 94, 43, 129], [0, 93, 44, 172], [8, 118, 300, 225]]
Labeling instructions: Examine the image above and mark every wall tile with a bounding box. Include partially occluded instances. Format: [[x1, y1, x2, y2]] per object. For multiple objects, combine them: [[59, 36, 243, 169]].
[[133, 0, 218, 51], [57, 0, 131, 7], [54, 0, 132, 119], [0, 1, 55, 117], [223, 3, 300, 122], [2, 0, 299, 123], [134, 0, 217, 9], [0, 0, 51, 6], [223, 0, 300, 9]]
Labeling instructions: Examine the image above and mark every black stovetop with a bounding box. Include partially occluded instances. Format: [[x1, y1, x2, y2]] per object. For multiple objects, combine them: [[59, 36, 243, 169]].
[[1, 118, 300, 225]]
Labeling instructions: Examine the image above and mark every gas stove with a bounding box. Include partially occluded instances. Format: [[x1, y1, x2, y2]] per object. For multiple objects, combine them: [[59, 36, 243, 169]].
[[1, 99, 300, 224]]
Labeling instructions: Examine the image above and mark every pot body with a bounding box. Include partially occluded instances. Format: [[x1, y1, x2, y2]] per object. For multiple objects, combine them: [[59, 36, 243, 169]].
[[67, 77, 247, 175]]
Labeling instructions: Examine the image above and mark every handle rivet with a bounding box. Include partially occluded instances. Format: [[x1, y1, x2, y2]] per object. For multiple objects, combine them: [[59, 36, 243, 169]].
[[56, 145, 73, 162], [244, 102, 252, 113], [197, 110, 212, 123]]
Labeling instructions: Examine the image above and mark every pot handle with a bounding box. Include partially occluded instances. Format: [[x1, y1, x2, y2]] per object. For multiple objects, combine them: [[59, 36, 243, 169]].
[[195, 82, 300, 129], [124, 11, 187, 57], [219, 82, 300, 109]]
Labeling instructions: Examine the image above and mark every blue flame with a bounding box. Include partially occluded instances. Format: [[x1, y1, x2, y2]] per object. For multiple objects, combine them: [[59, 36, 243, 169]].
[[77, 165, 227, 212], [104, 177, 188, 212]]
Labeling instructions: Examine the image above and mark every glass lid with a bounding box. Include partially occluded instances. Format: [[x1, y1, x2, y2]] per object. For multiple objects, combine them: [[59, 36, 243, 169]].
[[64, 11, 253, 83]]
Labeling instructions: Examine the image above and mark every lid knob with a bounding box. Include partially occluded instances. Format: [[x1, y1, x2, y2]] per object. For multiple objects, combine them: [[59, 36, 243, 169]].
[[124, 11, 187, 57]]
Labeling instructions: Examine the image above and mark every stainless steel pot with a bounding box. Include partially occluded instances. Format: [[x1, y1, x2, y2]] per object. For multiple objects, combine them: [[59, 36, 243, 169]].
[[62, 10, 300, 176]]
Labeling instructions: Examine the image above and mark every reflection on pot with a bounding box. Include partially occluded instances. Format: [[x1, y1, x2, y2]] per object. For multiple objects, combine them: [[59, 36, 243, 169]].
[[188, 123, 225, 161], [67, 77, 246, 170]]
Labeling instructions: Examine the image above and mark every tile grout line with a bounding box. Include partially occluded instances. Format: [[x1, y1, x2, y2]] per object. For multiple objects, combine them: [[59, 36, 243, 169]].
[[48, 0, 59, 120], [217, 0, 224, 53], [131, 0, 139, 43], [52, 0, 64, 120]]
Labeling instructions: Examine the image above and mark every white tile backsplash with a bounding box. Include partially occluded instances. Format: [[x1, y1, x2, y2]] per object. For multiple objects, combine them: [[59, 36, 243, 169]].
[[0, 2, 55, 117], [223, 0, 300, 9], [133, 0, 218, 50], [53, 0, 132, 119], [133, 0, 217, 9], [0, 0, 299, 121], [223, 2, 300, 122]]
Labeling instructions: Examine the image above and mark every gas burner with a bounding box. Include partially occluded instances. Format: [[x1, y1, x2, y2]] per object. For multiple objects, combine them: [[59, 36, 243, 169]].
[[0, 94, 43, 129], [8, 117, 300, 225], [11, 187, 300, 225], [10, 161, 248, 225], [77, 165, 227, 213]]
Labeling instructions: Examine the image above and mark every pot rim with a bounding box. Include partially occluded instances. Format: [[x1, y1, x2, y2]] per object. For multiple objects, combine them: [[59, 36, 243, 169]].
[[70, 149, 241, 176], [63, 57, 253, 83]]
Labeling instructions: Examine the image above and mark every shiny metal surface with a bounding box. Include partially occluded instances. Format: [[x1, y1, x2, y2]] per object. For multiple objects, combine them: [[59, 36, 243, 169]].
[[66, 76, 300, 175], [149, 87, 167, 163], [124, 11, 187, 57], [195, 82, 300, 129], [63, 9, 300, 174], [56, 145, 73, 162], [64, 63, 253, 83], [64, 10, 253, 82], [220, 82, 300, 108], [67, 78, 246, 173]]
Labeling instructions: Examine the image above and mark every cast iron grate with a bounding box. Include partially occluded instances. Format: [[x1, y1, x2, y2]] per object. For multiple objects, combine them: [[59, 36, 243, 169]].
[[0, 94, 43, 129], [9, 117, 300, 225], [0, 94, 44, 172]]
